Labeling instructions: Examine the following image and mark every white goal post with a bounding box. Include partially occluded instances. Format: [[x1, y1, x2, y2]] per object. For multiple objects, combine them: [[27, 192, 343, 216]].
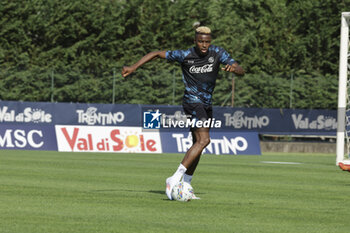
[[336, 12, 350, 165]]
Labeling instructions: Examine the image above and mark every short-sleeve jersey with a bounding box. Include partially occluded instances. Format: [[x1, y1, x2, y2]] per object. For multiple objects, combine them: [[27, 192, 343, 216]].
[[166, 45, 235, 106]]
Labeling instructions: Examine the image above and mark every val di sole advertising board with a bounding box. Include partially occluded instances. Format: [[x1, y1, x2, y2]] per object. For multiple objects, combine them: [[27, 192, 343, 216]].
[[0, 124, 57, 151], [160, 131, 261, 155], [55, 125, 162, 153], [1, 101, 338, 135], [0, 103, 54, 124]]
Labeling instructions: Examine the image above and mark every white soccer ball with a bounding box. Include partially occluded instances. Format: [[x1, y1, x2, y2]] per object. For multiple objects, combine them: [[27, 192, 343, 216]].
[[171, 181, 194, 202]]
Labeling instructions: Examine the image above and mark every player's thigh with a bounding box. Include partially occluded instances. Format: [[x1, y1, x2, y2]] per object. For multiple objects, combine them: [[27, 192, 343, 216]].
[[183, 102, 211, 121]]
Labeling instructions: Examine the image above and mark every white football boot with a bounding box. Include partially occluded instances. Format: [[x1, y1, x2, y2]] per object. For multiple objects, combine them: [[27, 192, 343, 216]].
[[165, 177, 176, 200]]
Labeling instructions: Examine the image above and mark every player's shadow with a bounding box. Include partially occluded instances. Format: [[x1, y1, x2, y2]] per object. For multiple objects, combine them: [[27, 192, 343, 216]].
[[91, 190, 203, 201], [148, 190, 164, 195], [92, 189, 166, 196], [148, 190, 205, 201], [92, 189, 145, 193], [148, 190, 176, 201]]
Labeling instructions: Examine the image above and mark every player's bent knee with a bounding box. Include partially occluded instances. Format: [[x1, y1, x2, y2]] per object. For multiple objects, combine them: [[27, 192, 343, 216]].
[[198, 137, 210, 148]]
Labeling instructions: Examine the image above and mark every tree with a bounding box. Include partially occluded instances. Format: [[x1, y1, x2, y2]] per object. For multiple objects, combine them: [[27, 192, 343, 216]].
[[0, 0, 347, 109]]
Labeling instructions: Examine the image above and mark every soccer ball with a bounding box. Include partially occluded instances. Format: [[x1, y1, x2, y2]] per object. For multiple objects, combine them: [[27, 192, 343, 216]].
[[171, 181, 194, 202]]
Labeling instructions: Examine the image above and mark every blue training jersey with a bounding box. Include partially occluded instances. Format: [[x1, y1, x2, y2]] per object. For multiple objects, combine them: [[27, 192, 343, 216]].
[[166, 45, 235, 106]]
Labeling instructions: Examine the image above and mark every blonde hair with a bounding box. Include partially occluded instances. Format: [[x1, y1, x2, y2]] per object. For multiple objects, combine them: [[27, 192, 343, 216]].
[[195, 26, 211, 35]]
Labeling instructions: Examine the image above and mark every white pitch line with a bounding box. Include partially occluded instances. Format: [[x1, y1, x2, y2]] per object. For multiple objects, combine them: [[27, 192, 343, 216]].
[[260, 161, 302, 165]]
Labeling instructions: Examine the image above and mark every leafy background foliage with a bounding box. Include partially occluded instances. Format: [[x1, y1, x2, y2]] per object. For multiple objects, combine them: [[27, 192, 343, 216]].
[[0, 0, 349, 108]]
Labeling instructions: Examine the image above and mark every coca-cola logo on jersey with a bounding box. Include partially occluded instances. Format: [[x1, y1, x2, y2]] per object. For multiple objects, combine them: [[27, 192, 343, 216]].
[[189, 64, 213, 73]]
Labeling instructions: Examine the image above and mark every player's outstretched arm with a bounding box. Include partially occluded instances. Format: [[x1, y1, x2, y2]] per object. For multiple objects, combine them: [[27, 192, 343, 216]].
[[222, 62, 245, 76], [122, 51, 166, 77]]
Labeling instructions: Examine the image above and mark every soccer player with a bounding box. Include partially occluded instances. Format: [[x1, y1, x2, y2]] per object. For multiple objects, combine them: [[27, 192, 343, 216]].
[[122, 26, 245, 200]]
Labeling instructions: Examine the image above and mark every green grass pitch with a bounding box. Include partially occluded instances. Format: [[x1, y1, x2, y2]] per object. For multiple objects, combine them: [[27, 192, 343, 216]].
[[0, 150, 349, 233]]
